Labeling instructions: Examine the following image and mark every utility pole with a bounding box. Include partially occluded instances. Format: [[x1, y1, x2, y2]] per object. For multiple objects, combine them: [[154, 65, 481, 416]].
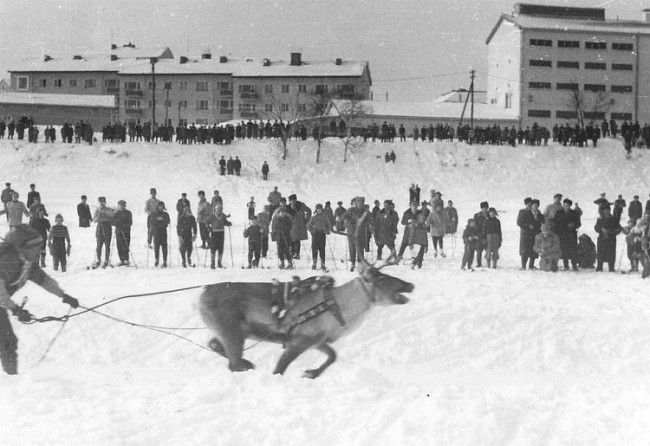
[[150, 57, 158, 130], [469, 69, 475, 129]]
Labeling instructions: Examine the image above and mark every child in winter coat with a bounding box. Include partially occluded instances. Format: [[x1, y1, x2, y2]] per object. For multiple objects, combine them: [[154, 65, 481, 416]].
[[48, 214, 71, 272], [484, 208, 502, 268], [461, 218, 479, 270], [534, 222, 561, 272], [243, 217, 262, 268], [409, 213, 429, 269]]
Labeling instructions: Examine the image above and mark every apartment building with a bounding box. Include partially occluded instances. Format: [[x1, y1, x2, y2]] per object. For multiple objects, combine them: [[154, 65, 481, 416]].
[[486, 3, 650, 128], [7, 44, 371, 125]]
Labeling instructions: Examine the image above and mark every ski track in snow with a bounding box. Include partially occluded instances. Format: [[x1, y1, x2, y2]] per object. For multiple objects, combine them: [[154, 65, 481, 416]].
[[1, 136, 650, 445]]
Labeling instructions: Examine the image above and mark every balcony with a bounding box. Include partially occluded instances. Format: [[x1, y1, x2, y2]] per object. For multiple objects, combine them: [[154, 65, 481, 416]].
[[125, 90, 143, 97], [125, 108, 143, 114], [240, 92, 258, 100], [106, 87, 120, 94], [220, 90, 234, 96], [220, 109, 234, 115]]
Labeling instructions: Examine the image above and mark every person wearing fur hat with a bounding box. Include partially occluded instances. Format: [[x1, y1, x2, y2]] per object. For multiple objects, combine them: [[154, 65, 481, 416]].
[[473, 201, 490, 267], [0, 225, 79, 374], [594, 205, 622, 272], [484, 207, 502, 268], [534, 222, 561, 272], [553, 198, 581, 271]]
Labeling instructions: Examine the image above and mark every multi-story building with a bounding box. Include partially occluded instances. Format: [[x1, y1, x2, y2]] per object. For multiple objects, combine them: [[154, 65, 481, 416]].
[[7, 43, 371, 126], [486, 3, 650, 128]]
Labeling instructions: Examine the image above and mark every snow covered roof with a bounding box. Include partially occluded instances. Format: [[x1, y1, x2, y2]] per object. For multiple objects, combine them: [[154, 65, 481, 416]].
[[329, 100, 519, 122], [486, 13, 650, 44], [0, 92, 116, 108]]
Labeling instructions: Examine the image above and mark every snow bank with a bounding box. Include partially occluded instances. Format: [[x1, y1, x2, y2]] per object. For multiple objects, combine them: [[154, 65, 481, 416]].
[[0, 136, 649, 445]]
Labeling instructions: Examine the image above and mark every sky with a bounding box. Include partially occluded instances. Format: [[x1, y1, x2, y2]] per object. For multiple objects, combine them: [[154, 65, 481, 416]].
[[0, 0, 648, 101]]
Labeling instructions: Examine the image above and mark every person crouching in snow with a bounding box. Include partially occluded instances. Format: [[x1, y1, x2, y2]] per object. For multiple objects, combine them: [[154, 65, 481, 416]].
[[48, 214, 71, 272], [484, 207, 502, 268], [461, 218, 479, 270], [534, 222, 561, 272], [409, 213, 429, 269]]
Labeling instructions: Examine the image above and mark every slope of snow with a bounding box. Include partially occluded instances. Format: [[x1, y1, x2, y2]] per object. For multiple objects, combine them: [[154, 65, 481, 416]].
[[1, 137, 649, 445]]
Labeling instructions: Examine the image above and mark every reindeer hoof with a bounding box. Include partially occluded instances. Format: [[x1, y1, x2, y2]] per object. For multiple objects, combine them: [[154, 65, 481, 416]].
[[228, 359, 255, 372], [302, 369, 320, 379]]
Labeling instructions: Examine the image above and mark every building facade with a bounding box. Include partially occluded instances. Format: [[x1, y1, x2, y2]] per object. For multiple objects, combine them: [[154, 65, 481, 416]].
[[486, 3, 650, 128], [8, 45, 371, 126]]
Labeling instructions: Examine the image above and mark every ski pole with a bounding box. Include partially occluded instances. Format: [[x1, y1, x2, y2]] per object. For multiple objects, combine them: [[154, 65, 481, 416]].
[[228, 226, 234, 267], [328, 241, 338, 271]]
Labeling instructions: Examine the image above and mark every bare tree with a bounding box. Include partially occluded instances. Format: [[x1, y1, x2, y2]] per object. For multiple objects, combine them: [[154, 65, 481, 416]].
[[564, 87, 613, 128], [258, 93, 306, 160], [324, 90, 369, 162]]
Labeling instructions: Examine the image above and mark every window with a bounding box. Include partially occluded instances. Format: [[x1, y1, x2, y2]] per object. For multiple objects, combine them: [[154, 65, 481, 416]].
[[504, 92, 512, 109], [530, 39, 552, 47], [558, 40, 580, 48], [281, 84, 290, 94], [164, 82, 172, 90], [264, 85, 274, 95], [125, 81, 140, 90], [584, 112, 605, 120], [164, 100, 172, 107], [585, 62, 606, 70], [84, 79, 96, 89], [180, 81, 187, 90], [264, 103, 273, 112], [585, 41, 606, 49], [196, 81, 208, 92], [239, 84, 257, 99], [281, 103, 289, 112], [612, 43, 633, 51], [529, 82, 551, 89], [17, 76, 28, 90], [105, 79, 118, 87], [148, 81, 155, 90], [218, 82, 233, 95], [54, 79, 62, 88], [124, 100, 140, 109], [219, 100, 233, 114], [611, 112, 632, 120], [557, 61, 579, 69], [69, 79, 77, 87], [298, 84, 307, 93], [178, 100, 187, 108], [529, 59, 552, 67], [528, 109, 551, 118], [556, 83, 578, 90], [196, 100, 209, 110], [611, 85, 633, 93], [584, 84, 606, 92], [556, 110, 578, 119], [612, 63, 633, 71], [297, 103, 307, 112], [39, 79, 47, 88], [315, 84, 328, 95]]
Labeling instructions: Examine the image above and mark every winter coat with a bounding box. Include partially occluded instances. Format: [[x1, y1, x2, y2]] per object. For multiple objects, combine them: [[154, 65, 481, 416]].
[[409, 220, 429, 246], [177, 214, 197, 240], [244, 224, 262, 245], [93, 206, 115, 224], [113, 209, 133, 230], [375, 209, 399, 245], [307, 213, 331, 235], [483, 216, 502, 242], [629, 200, 643, 222], [77, 202, 92, 227], [3, 201, 29, 226], [197, 199, 212, 224], [267, 190, 282, 207], [151, 211, 170, 231], [553, 208, 581, 259], [343, 206, 367, 240], [29, 202, 48, 224], [534, 232, 561, 270], [206, 213, 231, 232], [427, 208, 449, 237], [145, 197, 160, 215], [211, 195, 223, 207], [462, 225, 479, 249], [176, 198, 191, 214], [324, 206, 335, 229], [334, 206, 347, 232], [32, 217, 51, 240], [544, 202, 562, 223], [288, 201, 311, 242], [517, 208, 536, 257], [444, 206, 458, 234], [0, 187, 14, 205], [401, 208, 420, 237], [26, 191, 40, 209], [272, 213, 293, 243], [594, 216, 621, 262]]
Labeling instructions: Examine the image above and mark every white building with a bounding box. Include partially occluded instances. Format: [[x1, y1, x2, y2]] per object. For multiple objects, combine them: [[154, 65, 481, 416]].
[[486, 3, 650, 129]]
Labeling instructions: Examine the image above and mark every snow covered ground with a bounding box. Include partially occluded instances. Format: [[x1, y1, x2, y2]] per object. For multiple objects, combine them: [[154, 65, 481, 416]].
[[0, 136, 649, 445]]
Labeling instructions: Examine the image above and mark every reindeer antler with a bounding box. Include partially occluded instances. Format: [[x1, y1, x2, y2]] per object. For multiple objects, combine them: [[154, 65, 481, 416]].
[[375, 251, 400, 271]]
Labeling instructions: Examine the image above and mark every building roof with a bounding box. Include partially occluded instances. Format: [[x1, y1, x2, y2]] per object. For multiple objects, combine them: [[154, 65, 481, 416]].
[[231, 59, 369, 78], [329, 100, 519, 122], [0, 92, 116, 108], [486, 13, 650, 44]]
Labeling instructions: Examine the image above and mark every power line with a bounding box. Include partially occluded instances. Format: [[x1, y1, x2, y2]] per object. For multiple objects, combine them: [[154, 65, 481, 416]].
[[374, 71, 467, 83]]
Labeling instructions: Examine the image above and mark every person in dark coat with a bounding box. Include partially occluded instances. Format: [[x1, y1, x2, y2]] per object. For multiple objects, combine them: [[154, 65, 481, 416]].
[[261, 161, 269, 180], [553, 199, 581, 271], [517, 197, 536, 270], [444, 200, 458, 234], [113, 200, 133, 266], [176, 193, 191, 216], [334, 201, 347, 232], [271, 206, 293, 269], [77, 195, 92, 228], [374, 200, 399, 260], [408, 213, 429, 269], [343, 197, 367, 271], [219, 156, 226, 175], [287, 194, 312, 260], [594, 206, 621, 272], [226, 157, 234, 175], [31, 208, 50, 267], [307, 204, 331, 271], [473, 202, 490, 267], [26, 183, 40, 209], [0, 225, 79, 374], [243, 217, 262, 268], [397, 201, 420, 260], [151, 202, 170, 267], [461, 218, 479, 270], [483, 208, 502, 269], [629, 195, 643, 222], [234, 156, 242, 176], [613, 195, 626, 222], [594, 193, 611, 218], [177, 206, 197, 268]]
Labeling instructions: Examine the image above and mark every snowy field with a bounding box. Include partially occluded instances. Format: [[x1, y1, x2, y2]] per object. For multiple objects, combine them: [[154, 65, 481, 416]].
[[1, 135, 649, 445]]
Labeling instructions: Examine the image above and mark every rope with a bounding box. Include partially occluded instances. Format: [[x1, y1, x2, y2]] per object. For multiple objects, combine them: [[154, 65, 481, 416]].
[[32, 307, 72, 367]]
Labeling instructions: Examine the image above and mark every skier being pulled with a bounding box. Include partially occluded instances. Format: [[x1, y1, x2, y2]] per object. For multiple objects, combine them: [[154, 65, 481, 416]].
[[0, 225, 79, 374]]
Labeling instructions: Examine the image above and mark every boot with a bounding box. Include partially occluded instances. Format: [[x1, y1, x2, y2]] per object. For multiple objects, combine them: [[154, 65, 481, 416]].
[[279, 260, 285, 269], [350, 262, 355, 272], [486, 258, 491, 268], [0, 353, 18, 375], [312, 261, 317, 270], [217, 253, 223, 268], [492, 259, 497, 269], [61, 263, 67, 273], [440, 251, 446, 258], [154, 259, 159, 267]]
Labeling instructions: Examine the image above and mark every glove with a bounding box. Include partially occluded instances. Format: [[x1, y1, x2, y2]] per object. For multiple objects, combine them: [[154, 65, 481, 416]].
[[62, 294, 79, 309], [12, 307, 32, 323]]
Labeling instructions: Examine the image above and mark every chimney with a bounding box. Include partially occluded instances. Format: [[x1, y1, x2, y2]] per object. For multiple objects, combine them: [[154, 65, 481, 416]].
[[180, 56, 189, 64], [335, 58, 342, 66], [644, 8, 650, 22], [73, 55, 83, 60], [219, 56, 228, 63], [110, 54, 118, 61], [44, 55, 52, 62], [263, 58, 271, 67], [111, 44, 117, 50], [201, 52, 212, 59], [290, 52, 302, 66], [123, 42, 135, 48]]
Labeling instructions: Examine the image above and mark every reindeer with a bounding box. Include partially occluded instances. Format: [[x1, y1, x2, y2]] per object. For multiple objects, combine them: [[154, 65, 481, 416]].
[[198, 212, 414, 378]]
